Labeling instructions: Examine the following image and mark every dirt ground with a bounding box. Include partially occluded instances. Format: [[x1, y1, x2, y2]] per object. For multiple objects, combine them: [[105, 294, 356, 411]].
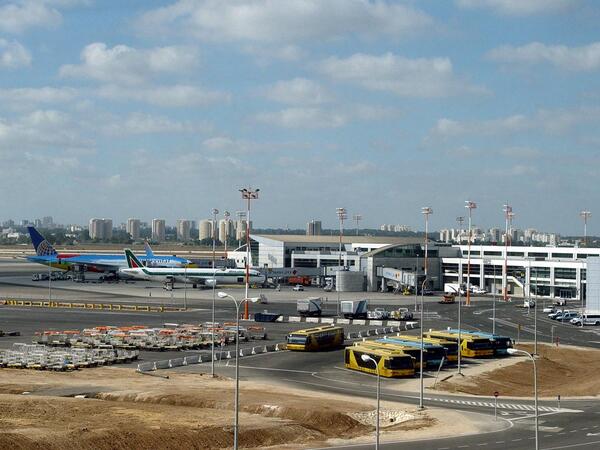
[[0, 367, 481, 449], [436, 343, 600, 398]]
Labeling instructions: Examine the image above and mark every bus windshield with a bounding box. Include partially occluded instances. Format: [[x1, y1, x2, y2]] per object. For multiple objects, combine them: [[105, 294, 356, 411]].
[[492, 337, 512, 347], [466, 339, 492, 350], [287, 335, 308, 345], [385, 356, 413, 370]]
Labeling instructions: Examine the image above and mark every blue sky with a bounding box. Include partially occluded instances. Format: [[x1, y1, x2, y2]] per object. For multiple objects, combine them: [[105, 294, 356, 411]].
[[1, 0, 599, 234]]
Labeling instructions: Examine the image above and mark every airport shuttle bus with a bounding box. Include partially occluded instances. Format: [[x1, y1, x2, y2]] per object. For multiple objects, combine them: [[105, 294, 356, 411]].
[[447, 329, 513, 356], [345, 345, 415, 378], [397, 335, 459, 363], [378, 337, 446, 368], [424, 330, 494, 358], [286, 325, 344, 351], [356, 340, 426, 370], [389, 335, 458, 364]]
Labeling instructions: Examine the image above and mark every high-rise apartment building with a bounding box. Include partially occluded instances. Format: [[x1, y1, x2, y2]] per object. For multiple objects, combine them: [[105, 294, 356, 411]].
[[152, 219, 166, 242], [89, 218, 113, 240], [198, 219, 212, 241], [306, 220, 322, 236], [126, 218, 141, 240], [176, 219, 193, 241]]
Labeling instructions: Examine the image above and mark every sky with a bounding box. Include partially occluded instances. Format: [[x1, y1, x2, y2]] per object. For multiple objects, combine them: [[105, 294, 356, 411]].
[[1, 0, 599, 234]]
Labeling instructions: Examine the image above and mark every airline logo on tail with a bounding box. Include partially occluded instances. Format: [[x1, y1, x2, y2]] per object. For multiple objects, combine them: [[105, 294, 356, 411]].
[[144, 240, 155, 257], [27, 226, 57, 256], [124, 249, 143, 269]]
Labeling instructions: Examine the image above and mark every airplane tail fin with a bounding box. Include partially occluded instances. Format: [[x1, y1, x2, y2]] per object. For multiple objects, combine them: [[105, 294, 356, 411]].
[[27, 226, 57, 256], [124, 249, 143, 269], [144, 240, 155, 257]]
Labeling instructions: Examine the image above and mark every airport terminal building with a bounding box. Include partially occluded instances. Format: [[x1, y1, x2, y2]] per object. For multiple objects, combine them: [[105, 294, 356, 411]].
[[248, 234, 598, 301]]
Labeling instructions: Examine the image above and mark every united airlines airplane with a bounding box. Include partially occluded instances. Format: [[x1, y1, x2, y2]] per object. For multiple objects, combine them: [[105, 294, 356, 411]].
[[26, 227, 190, 273]]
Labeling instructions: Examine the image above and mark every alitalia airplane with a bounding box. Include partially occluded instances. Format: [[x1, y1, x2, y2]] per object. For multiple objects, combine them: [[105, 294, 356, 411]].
[[120, 249, 265, 288], [26, 227, 190, 273]]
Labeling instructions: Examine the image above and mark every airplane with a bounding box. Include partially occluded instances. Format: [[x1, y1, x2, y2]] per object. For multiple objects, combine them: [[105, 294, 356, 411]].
[[26, 226, 191, 273], [120, 248, 265, 288]]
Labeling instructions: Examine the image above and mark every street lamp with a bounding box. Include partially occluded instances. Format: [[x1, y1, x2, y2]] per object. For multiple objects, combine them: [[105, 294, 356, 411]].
[[336, 207, 347, 316], [360, 354, 380, 450], [580, 210, 591, 246], [502, 204, 512, 302], [465, 201, 477, 306], [239, 188, 259, 320], [211, 208, 219, 377], [217, 292, 261, 450], [420, 207, 433, 409], [353, 214, 362, 236], [507, 348, 538, 450]]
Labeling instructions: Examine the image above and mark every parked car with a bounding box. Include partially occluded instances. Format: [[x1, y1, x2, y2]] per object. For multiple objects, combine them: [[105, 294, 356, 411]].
[[548, 310, 565, 319], [471, 287, 487, 295], [523, 300, 536, 308], [570, 316, 583, 326], [543, 306, 556, 313], [557, 311, 579, 322], [292, 284, 304, 291]]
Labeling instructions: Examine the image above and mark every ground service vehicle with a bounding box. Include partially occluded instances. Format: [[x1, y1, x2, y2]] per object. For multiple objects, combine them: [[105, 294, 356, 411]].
[[367, 308, 390, 320], [395, 334, 458, 363], [447, 329, 512, 356], [357, 341, 426, 370], [390, 308, 413, 320], [379, 337, 446, 368], [286, 325, 344, 351], [297, 297, 322, 316], [289, 276, 311, 286], [471, 287, 487, 295], [439, 294, 456, 304], [292, 284, 304, 291], [444, 283, 465, 295], [424, 330, 494, 358], [340, 299, 369, 319], [345, 345, 415, 378]]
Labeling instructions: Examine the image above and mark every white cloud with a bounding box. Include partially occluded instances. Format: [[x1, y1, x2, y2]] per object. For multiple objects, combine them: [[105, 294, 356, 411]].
[[101, 113, 206, 136], [0, 87, 77, 106], [136, 0, 433, 43], [243, 44, 307, 65], [60, 42, 199, 84], [254, 107, 347, 128], [488, 42, 600, 71], [97, 84, 230, 107], [0, 109, 91, 151], [318, 53, 486, 97], [263, 78, 332, 105], [0, 1, 61, 33], [0, 39, 31, 68], [455, 0, 577, 16], [428, 107, 600, 140]]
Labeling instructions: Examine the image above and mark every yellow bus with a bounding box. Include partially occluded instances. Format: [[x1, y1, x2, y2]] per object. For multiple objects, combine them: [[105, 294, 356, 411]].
[[356, 340, 426, 370], [286, 325, 344, 351], [345, 344, 415, 378], [423, 330, 494, 358], [394, 334, 459, 363]]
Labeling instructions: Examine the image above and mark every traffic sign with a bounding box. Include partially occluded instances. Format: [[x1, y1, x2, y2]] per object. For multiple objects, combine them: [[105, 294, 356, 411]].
[[494, 391, 499, 398]]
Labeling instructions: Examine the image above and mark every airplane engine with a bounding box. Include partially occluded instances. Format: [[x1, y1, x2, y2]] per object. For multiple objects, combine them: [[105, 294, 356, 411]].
[[205, 279, 218, 288]]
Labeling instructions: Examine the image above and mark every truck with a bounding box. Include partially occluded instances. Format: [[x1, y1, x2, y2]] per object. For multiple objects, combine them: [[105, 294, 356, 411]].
[[340, 299, 369, 319], [444, 283, 465, 295], [297, 297, 323, 316], [288, 276, 312, 286]]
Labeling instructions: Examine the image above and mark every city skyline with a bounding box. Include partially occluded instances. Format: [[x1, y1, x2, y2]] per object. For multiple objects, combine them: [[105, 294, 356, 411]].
[[0, 1, 599, 233]]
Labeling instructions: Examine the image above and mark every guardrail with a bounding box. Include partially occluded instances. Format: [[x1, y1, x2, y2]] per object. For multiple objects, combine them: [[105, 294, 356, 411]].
[[0, 299, 185, 313], [136, 343, 285, 372]]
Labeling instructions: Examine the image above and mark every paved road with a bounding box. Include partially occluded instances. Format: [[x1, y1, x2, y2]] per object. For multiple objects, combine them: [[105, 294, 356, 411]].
[[2, 259, 600, 449]]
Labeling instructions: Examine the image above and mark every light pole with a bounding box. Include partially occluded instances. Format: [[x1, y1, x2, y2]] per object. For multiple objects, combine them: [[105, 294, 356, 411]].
[[353, 214, 362, 236], [457, 285, 462, 375], [420, 207, 433, 409], [217, 292, 260, 450], [211, 208, 219, 377], [183, 265, 187, 310], [456, 216, 464, 244], [507, 348, 538, 450], [360, 354, 380, 450], [240, 188, 259, 320], [493, 262, 496, 334], [580, 210, 591, 246], [503, 204, 512, 302], [465, 201, 477, 306], [336, 207, 347, 316]]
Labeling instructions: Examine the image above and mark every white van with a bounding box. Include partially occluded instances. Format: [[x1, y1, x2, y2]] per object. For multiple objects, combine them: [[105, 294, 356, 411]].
[[572, 313, 600, 326]]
